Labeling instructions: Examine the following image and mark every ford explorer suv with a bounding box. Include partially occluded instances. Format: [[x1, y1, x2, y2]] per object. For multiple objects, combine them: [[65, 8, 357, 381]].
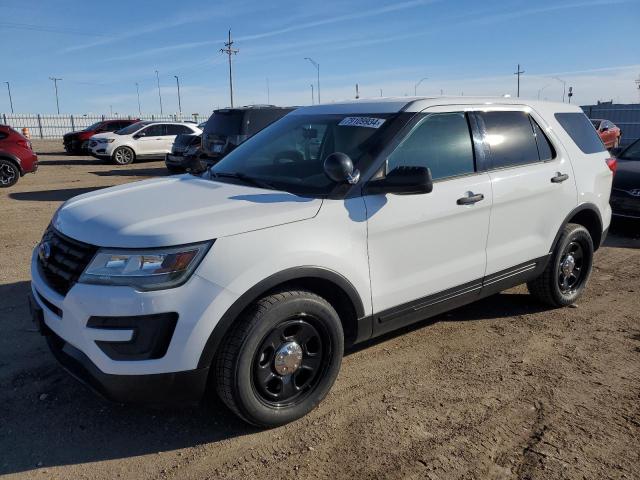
[[30, 98, 613, 427], [201, 105, 295, 161]]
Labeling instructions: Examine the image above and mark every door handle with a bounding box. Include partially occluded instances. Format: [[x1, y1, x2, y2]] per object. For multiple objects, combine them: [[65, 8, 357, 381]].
[[551, 173, 569, 183], [457, 192, 484, 205]]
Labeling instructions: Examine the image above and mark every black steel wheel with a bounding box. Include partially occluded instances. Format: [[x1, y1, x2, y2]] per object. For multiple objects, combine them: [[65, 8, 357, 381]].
[[0, 159, 19, 188], [215, 289, 344, 427], [528, 223, 594, 307]]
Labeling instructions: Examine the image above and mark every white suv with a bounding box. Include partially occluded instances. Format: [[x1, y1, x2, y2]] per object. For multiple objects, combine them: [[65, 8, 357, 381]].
[[88, 121, 202, 165], [30, 97, 613, 427]]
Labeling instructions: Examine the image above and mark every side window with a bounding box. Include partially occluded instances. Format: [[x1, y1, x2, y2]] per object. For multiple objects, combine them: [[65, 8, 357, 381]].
[[477, 111, 540, 169], [0, 131, 7, 140], [166, 124, 191, 136], [141, 124, 165, 136], [530, 118, 555, 161], [555, 113, 605, 154], [106, 123, 120, 132], [387, 112, 475, 180]]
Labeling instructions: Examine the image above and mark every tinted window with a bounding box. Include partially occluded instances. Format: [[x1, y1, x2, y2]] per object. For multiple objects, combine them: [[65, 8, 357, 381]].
[[247, 109, 293, 135], [118, 122, 149, 135], [166, 124, 191, 135], [531, 118, 555, 161], [387, 112, 475, 180], [0, 131, 7, 141], [141, 124, 165, 136], [105, 122, 121, 131], [204, 110, 244, 136], [555, 113, 605, 154], [478, 111, 540, 169], [620, 140, 640, 161]]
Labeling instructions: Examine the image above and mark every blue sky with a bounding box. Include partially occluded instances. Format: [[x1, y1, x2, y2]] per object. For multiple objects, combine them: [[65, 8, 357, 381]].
[[2, 0, 639, 114]]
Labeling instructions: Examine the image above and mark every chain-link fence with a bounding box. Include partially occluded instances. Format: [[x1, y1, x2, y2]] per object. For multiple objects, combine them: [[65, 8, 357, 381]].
[[0, 113, 207, 139]]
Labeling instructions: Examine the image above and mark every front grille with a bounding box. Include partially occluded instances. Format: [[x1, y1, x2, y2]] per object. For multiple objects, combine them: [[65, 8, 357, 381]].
[[38, 226, 98, 296]]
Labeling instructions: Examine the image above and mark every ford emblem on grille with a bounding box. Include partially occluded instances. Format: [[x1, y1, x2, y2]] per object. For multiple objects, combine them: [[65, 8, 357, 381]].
[[629, 189, 640, 197], [38, 241, 52, 262]]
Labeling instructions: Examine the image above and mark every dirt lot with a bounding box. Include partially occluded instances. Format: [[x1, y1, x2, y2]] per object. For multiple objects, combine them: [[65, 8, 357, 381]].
[[1, 140, 639, 480]]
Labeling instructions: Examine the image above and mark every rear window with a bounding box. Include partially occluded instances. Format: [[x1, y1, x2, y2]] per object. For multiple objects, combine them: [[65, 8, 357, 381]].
[[246, 109, 293, 135], [204, 110, 244, 136], [555, 113, 605, 154]]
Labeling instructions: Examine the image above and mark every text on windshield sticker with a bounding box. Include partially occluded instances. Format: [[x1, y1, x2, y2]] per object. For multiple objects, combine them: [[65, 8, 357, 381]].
[[338, 117, 386, 129]]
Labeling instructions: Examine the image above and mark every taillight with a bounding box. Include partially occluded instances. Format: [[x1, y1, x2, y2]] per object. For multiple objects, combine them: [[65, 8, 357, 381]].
[[606, 157, 617, 174]]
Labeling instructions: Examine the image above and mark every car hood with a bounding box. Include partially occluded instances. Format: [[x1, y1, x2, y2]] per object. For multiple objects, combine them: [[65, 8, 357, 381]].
[[52, 176, 323, 248], [613, 159, 640, 191]]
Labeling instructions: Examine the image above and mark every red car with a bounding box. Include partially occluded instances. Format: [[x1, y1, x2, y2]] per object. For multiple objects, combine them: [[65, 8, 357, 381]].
[[591, 119, 621, 149], [0, 125, 38, 187], [63, 119, 139, 154]]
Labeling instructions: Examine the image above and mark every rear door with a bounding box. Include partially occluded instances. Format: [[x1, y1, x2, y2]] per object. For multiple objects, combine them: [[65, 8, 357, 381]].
[[474, 108, 577, 277], [365, 107, 492, 334]]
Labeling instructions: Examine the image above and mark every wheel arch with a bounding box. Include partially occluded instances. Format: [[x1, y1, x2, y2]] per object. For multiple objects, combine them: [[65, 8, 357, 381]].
[[197, 267, 365, 369], [551, 203, 604, 252], [0, 152, 24, 175]]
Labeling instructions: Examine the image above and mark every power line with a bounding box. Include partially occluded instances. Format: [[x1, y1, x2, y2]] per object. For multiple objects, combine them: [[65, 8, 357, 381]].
[[220, 30, 239, 108]]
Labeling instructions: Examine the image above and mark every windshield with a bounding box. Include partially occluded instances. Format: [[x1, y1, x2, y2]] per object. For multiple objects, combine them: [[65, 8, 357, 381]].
[[210, 113, 394, 195], [619, 140, 640, 161], [116, 121, 149, 135], [84, 122, 103, 131]]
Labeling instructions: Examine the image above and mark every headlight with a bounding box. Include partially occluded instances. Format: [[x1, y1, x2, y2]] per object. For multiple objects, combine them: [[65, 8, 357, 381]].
[[106, 138, 115, 143], [79, 241, 212, 290]]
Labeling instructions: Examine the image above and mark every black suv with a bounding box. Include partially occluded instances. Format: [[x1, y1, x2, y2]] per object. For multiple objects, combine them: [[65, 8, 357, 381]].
[[201, 105, 295, 161]]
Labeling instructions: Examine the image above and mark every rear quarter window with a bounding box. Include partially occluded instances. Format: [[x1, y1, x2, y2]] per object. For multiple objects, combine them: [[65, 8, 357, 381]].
[[555, 113, 605, 154]]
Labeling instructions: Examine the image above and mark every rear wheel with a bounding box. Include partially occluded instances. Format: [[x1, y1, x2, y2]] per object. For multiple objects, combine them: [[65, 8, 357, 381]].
[[527, 223, 594, 307], [215, 289, 344, 427], [112, 146, 135, 165], [0, 159, 20, 188]]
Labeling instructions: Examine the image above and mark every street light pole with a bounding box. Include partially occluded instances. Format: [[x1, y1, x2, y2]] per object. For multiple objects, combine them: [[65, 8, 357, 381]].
[[304, 57, 320, 104], [174, 75, 182, 114], [4, 82, 13, 113], [49, 77, 62, 114], [155, 70, 163, 115], [514, 64, 525, 98], [135, 82, 142, 115], [414, 77, 428, 96], [553, 76, 567, 103], [537, 83, 551, 100], [310, 84, 314, 105]]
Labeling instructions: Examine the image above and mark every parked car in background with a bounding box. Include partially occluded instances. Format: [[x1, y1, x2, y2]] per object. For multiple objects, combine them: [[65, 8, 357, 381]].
[[0, 125, 38, 188], [165, 132, 202, 173], [31, 98, 613, 427], [591, 119, 621, 149], [201, 105, 295, 161], [63, 119, 139, 154], [88, 121, 202, 165], [610, 138, 640, 219]]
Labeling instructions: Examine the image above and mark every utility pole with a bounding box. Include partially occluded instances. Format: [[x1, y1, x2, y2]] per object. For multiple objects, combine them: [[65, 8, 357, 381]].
[[355, 83, 359, 99], [174, 75, 182, 114], [553, 76, 566, 103], [414, 77, 428, 96], [310, 84, 314, 105], [304, 57, 320, 104], [514, 64, 524, 98], [220, 30, 239, 108], [155, 70, 163, 114], [135, 83, 142, 115], [49, 77, 62, 114], [380, 88, 383, 97], [4, 82, 13, 113], [568, 86, 573, 104]]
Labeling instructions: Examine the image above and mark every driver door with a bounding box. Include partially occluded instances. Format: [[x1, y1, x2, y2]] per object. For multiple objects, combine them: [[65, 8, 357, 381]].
[[364, 108, 492, 335], [135, 124, 166, 155]]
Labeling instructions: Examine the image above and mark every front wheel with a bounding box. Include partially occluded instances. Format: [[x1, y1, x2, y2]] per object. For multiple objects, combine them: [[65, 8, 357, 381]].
[[112, 146, 135, 165], [215, 289, 344, 427], [0, 159, 20, 188], [527, 223, 594, 307]]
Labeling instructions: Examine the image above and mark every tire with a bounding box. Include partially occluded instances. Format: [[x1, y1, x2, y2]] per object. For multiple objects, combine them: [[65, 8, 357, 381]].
[[215, 289, 344, 427], [0, 159, 20, 188], [527, 223, 594, 307], [166, 164, 185, 174], [112, 146, 135, 165]]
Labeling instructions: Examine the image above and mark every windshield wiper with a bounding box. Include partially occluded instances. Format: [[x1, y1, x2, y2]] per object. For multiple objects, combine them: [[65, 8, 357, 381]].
[[211, 171, 276, 190]]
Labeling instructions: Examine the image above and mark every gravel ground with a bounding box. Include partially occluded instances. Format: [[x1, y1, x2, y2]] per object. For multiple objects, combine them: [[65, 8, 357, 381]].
[[1, 140, 639, 480]]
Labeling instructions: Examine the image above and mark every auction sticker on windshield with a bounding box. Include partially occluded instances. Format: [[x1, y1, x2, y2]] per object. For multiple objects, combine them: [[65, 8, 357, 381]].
[[338, 117, 386, 128]]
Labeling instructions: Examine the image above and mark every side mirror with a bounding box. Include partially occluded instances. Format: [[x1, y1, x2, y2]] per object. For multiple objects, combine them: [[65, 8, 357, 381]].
[[324, 152, 360, 185], [133, 131, 146, 139], [365, 166, 433, 195]]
